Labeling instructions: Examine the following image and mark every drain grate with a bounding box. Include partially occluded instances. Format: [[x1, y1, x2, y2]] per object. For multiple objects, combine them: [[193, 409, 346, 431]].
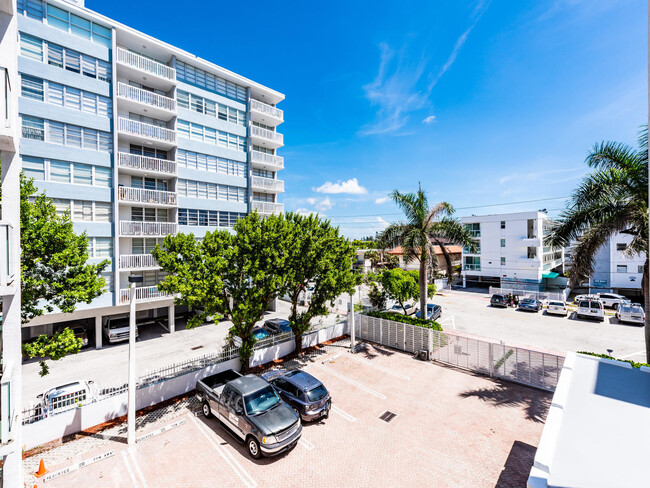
[[191, 345, 204, 351], [379, 411, 397, 423]]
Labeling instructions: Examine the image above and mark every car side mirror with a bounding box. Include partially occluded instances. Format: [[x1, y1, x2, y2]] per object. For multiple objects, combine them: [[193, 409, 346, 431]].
[[235, 407, 243, 415], [37, 393, 43, 399]]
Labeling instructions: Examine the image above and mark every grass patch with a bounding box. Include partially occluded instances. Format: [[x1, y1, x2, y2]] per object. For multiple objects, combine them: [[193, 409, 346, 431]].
[[578, 351, 649, 369]]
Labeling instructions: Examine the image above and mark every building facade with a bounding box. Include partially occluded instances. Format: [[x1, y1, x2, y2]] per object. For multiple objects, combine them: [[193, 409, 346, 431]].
[[587, 232, 645, 297], [13, 0, 285, 347], [460, 211, 565, 292]]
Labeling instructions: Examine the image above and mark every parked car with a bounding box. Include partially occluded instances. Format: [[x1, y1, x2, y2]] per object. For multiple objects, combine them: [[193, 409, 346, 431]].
[[518, 298, 542, 312], [415, 304, 442, 321], [103, 315, 138, 343], [196, 369, 302, 459], [490, 294, 508, 308], [616, 304, 645, 325], [56, 323, 90, 348], [262, 369, 331, 422], [597, 293, 630, 309], [34, 380, 95, 418], [264, 318, 292, 335], [386, 303, 415, 315], [576, 298, 605, 321], [573, 294, 598, 305], [546, 301, 568, 316]]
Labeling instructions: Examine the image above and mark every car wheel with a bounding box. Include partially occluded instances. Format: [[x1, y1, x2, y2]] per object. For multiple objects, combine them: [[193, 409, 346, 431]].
[[247, 436, 262, 459], [202, 401, 212, 418], [613, 303, 619, 310]]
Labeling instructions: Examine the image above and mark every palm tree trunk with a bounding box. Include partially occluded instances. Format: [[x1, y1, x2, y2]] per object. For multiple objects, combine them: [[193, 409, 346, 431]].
[[644, 257, 649, 363], [419, 257, 427, 320]]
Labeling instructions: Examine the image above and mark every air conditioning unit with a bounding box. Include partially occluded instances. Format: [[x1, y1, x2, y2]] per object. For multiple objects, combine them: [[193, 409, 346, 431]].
[[419, 349, 430, 361]]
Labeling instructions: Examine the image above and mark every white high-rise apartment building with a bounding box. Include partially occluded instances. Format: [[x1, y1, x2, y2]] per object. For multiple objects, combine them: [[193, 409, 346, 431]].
[[460, 211, 565, 291], [7, 0, 285, 352]]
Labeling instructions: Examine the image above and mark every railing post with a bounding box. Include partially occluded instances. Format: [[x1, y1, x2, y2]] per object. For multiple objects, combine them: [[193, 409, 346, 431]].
[[488, 342, 494, 377]]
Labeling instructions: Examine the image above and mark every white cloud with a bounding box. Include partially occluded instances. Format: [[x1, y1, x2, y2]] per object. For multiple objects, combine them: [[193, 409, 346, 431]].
[[295, 208, 327, 218], [498, 167, 584, 185], [313, 178, 367, 195], [315, 197, 334, 211], [375, 196, 390, 204], [375, 216, 390, 230], [307, 198, 317, 205], [422, 115, 436, 124]]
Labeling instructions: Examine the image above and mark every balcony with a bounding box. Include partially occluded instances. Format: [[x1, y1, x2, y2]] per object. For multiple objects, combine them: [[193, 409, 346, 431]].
[[251, 201, 284, 215], [463, 264, 481, 271], [117, 118, 176, 149], [522, 236, 541, 247], [118, 186, 177, 207], [0, 222, 16, 294], [251, 176, 284, 193], [119, 254, 159, 270], [117, 152, 177, 177], [250, 150, 284, 171], [120, 221, 177, 237], [116, 48, 175, 89], [250, 99, 283, 126], [117, 83, 176, 120], [250, 125, 283, 149], [119, 285, 171, 304], [0, 67, 15, 152]]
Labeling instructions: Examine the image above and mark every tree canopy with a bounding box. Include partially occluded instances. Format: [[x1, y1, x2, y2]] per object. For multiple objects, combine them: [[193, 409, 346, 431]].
[[380, 268, 434, 314]]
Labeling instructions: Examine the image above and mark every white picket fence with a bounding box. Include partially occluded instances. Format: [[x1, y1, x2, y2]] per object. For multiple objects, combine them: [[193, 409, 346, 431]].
[[354, 314, 564, 392]]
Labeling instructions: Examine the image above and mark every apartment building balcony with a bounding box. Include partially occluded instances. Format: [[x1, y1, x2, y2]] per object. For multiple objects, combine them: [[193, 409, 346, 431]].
[[250, 125, 283, 149], [119, 254, 159, 270], [0, 67, 16, 152], [118, 186, 177, 207], [117, 83, 176, 120], [251, 201, 284, 215], [120, 220, 177, 237], [463, 264, 481, 271], [250, 99, 283, 126], [251, 176, 284, 193], [0, 222, 17, 295], [116, 47, 176, 89], [117, 152, 177, 177], [518, 257, 542, 268], [117, 117, 176, 149], [522, 236, 541, 247], [250, 150, 284, 171], [119, 285, 171, 304]]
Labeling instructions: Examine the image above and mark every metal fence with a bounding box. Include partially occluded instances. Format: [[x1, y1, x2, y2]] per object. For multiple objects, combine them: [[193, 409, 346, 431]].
[[355, 314, 564, 391], [488, 286, 568, 302]]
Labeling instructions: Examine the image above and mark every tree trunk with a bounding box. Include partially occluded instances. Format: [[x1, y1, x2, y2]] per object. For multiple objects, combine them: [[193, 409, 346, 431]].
[[644, 257, 649, 363], [419, 257, 427, 320], [295, 332, 303, 355]]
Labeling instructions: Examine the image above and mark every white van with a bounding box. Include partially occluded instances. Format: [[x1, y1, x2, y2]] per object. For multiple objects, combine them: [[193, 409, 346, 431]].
[[103, 315, 139, 343], [576, 299, 604, 321], [35, 380, 95, 418]]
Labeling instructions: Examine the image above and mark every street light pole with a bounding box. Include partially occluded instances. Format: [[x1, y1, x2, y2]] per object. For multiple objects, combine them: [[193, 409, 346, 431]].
[[127, 275, 142, 447], [349, 290, 356, 352]]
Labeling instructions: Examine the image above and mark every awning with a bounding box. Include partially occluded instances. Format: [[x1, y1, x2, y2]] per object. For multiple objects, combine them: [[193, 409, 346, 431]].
[[543, 271, 560, 279]]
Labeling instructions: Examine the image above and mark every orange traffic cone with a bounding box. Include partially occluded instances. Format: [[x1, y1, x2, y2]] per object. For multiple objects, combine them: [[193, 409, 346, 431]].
[[35, 459, 48, 477]]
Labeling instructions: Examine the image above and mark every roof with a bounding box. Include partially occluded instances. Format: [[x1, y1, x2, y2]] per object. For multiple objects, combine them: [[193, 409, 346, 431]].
[[388, 245, 462, 256], [542, 271, 560, 279], [529, 353, 650, 488], [285, 370, 322, 391]]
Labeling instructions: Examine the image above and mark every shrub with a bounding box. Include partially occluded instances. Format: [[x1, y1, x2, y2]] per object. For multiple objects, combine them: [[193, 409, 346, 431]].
[[577, 351, 650, 369], [365, 311, 442, 331]]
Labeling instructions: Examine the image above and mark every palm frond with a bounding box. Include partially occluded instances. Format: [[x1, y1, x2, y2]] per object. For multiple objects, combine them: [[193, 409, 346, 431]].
[[586, 141, 642, 172]]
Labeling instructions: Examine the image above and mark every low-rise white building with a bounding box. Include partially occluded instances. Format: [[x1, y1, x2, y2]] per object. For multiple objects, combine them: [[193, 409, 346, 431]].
[[460, 211, 565, 292], [588, 232, 645, 298]]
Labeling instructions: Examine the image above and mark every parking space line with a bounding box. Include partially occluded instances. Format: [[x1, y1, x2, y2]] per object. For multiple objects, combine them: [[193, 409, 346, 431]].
[[314, 364, 387, 399], [299, 438, 315, 451], [331, 405, 356, 422], [121, 450, 140, 488], [128, 448, 149, 488], [188, 414, 257, 488], [347, 355, 411, 380]]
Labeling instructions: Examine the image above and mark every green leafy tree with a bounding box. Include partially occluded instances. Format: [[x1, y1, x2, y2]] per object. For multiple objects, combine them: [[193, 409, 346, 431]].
[[547, 126, 649, 361], [368, 282, 388, 310], [365, 250, 380, 269], [16, 175, 109, 375], [380, 268, 434, 314], [154, 212, 290, 372], [281, 213, 359, 352], [384, 254, 399, 269]]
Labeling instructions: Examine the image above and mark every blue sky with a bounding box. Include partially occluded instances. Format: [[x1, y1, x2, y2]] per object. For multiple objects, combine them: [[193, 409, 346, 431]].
[[92, 0, 647, 238]]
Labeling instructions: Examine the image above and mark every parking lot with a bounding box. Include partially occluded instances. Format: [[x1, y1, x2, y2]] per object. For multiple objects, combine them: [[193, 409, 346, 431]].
[[28, 341, 550, 488]]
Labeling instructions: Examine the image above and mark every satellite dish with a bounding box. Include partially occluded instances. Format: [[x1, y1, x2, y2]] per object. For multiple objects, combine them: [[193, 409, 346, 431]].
[[233, 336, 242, 348]]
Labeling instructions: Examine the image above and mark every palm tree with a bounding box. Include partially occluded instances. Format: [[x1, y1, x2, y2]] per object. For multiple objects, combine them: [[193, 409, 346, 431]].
[[547, 126, 648, 362], [380, 185, 478, 317]]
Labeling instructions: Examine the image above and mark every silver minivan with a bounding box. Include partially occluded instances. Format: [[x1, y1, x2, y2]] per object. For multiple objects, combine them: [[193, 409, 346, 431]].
[[576, 299, 604, 321]]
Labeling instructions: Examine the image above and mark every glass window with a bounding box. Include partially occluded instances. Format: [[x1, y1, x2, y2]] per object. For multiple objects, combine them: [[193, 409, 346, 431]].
[[23, 156, 45, 180], [94, 202, 112, 222], [70, 13, 91, 39], [46, 4, 70, 31], [83, 128, 98, 150], [66, 125, 82, 148], [95, 237, 112, 257], [500, 221, 505, 229], [177, 91, 189, 109], [64, 87, 81, 111], [501, 257, 506, 265], [639, 266, 644, 274], [22, 115, 44, 140], [95, 167, 112, 187], [50, 161, 71, 183], [47, 120, 64, 144], [82, 56, 97, 79], [131, 207, 143, 221], [18, 0, 44, 19], [73, 200, 92, 221], [51, 198, 69, 216], [617, 265, 627, 273], [500, 239, 506, 248], [101, 272, 112, 292], [91, 23, 111, 47], [97, 61, 111, 82], [21, 75, 44, 101], [20, 33, 43, 61], [616, 243, 627, 251], [73, 163, 92, 185]]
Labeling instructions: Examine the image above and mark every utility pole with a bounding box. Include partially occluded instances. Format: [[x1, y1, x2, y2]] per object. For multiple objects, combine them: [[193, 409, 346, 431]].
[[349, 291, 356, 352]]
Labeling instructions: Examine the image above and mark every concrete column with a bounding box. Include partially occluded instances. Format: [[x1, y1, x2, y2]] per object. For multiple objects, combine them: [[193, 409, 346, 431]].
[[95, 315, 103, 349], [168, 304, 175, 334], [349, 293, 356, 352], [463, 274, 466, 288]]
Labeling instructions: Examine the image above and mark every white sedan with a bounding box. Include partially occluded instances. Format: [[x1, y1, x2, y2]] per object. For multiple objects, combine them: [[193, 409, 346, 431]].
[[546, 301, 568, 316], [616, 305, 645, 325]]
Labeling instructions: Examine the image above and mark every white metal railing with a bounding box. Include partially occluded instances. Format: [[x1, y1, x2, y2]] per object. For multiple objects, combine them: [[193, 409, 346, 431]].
[[119, 285, 171, 304], [120, 221, 177, 236], [250, 150, 284, 169], [118, 117, 176, 143], [118, 186, 177, 206], [251, 201, 284, 215], [251, 125, 283, 145], [0, 222, 15, 288], [118, 152, 177, 175], [116, 47, 176, 81], [119, 254, 158, 269], [250, 99, 283, 121], [117, 83, 176, 111], [251, 176, 284, 192]]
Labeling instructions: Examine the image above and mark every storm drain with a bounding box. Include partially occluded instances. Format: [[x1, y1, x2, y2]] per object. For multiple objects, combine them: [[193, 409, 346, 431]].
[[191, 345, 204, 351], [379, 411, 397, 423]]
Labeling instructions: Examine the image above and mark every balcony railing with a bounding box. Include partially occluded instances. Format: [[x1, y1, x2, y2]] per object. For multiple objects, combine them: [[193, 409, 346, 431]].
[[118, 186, 177, 206], [116, 48, 176, 81], [117, 83, 176, 112], [120, 221, 177, 236], [0, 222, 16, 288], [251, 201, 284, 215], [250, 99, 283, 122], [118, 118, 176, 143], [119, 254, 158, 270], [118, 152, 177, 175], [119, 285, 171, 304], [250, 150, 284, 169], [251, 125, 283, 145], [251, 176, 284, 192]]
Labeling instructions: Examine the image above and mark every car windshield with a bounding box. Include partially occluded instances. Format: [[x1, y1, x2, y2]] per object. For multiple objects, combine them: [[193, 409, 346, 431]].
[[590, 302, 602, 309], [244, 386, 280, 415], [622, 306, 643, 314], [579, 301, 590, 307], [521, 299, 535, 304], [108, 318, 129, 329], [305, 384, 328, 402], [549, 302, 564, 307]]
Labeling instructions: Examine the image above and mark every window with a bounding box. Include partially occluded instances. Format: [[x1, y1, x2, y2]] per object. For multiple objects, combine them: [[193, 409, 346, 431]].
[[17, 0, 44, 19], [465, 223, 480, 237], [463, 256, 481, 271], [501, 257, 506, 265], [19, 33, 43, 61], [21, 116, 44, 140], [177, 90, 246, 126], [50, 161, 71, 183], [31, 118, 112, 152], [100, 272, 112, 292], [617, 265, 628, 273], [51, 198, 69, 216], [176, 61, 248, 102], [21, 75, 44, 101], [500, 221, 505, 229], [73, 163, 92, 185], [94, 202, 112, 222], [616, 243, 627, 251], [94, 237, 112, 258], [638, 266, 644, 274], [178, 209, 244, 227], [23, 156, 45, 180], [44, 3, 112, 47], [73, 200, 93, 221], [177, 121, 246, 152], [95, 167, 112, 187]]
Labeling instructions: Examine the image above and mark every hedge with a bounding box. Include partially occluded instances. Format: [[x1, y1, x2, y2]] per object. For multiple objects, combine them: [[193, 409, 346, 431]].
[[365, 311, 443, 331], [577, 351, 650, 369]]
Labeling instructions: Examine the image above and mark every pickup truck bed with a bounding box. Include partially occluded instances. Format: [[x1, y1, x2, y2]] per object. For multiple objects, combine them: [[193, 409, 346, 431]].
[[200, 370, 242, 390]]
